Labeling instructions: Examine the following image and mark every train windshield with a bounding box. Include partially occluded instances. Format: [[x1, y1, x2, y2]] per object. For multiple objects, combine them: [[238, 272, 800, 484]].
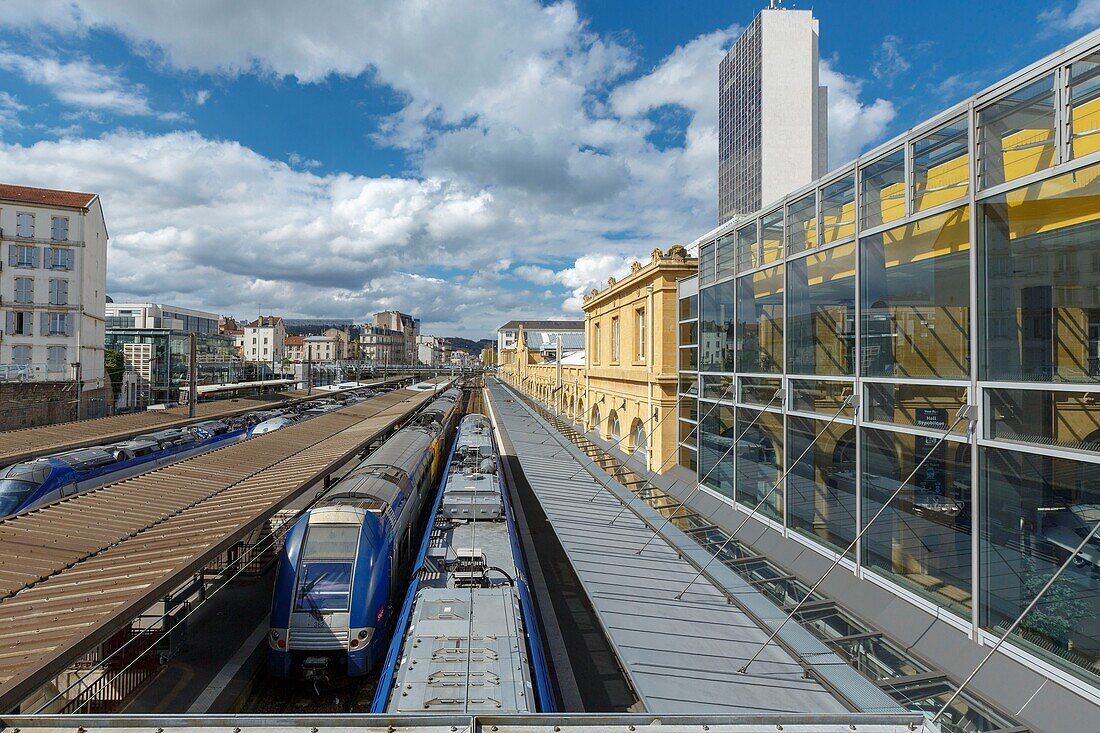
[[294, 562, 352, 612], [0, 480, 39, 516]]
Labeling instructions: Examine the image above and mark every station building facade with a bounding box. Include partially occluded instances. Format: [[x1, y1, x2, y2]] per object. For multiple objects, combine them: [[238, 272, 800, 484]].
[[690, 31, 1100, 715]]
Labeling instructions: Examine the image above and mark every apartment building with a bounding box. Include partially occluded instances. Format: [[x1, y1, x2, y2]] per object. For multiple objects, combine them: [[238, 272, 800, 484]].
[[373, 310, 419, 364], [0, 184, 107, 405], [240, 315, 286, 365]]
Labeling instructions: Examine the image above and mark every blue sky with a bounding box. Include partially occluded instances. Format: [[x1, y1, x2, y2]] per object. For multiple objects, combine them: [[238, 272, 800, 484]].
[[0, 0, 1094, 337]]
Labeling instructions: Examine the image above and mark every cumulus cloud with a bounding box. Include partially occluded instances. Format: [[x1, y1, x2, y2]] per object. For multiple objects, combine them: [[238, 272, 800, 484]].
[[870, 35, 911, 84], [0, 92, 26, 134], [0, 50, 177, 119], [1039, 0, 1100, 31], [192, 89, 211, 106], [820, 59, 897, 166]]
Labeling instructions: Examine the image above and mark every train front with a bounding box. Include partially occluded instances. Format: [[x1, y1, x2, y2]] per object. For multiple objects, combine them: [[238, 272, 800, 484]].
[[268, 506, 391, 685]]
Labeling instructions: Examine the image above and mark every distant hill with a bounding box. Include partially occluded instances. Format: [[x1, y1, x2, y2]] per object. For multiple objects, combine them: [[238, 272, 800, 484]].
[[443, 336, 493, 353]]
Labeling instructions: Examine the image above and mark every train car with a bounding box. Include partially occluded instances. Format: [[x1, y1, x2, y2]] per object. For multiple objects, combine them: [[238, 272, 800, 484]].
[[372, 410, 553, 713], [0, 420, 247, 518], [267, 388, 461, 686]]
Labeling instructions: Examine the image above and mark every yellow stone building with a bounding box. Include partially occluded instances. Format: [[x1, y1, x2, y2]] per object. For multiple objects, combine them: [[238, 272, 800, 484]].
[[500, 246, 697, 473]]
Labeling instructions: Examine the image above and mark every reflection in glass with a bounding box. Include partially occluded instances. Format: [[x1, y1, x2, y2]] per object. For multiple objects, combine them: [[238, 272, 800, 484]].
[[679, 294, 698, 320], [761, 208, 783, 264], [679, 446, 697, 472], [737, 221, 758, 272], [821, 174, 855, 244], [860, 148, 906, 229], [701, 374, 733, 400], [980, 162, 1100, 384], [699, 404, 734, 497], [787, 416, 856, 554], [679, 347, 698, 371], [699, 282, 735, 372], [679, 373, 699, 396], [740, 376, 781, 406], [736, 265, 784, 374], [912, 116, 969, 212], [786, 192, 817, 255], [865, 383, 967, 435], [736, 407, 784, 521], [978, 73, 1056, 188], [787, 242, 855, 375], [981, 447, 1100, 682], [700, 240, 715, 286], [716, 232, 736, 281], [790, 379, 855, 418], [862, 427, 972, 613], [987, 389, 1100, 455], [679, 321, 698, 346], [861, 207, 970, 379], [680, 398, 698, 423], [1071, 53, 1100, 159]]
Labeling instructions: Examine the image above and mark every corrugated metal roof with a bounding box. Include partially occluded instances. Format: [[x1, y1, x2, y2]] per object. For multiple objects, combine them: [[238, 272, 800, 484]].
[[485, 381, 857, 715]]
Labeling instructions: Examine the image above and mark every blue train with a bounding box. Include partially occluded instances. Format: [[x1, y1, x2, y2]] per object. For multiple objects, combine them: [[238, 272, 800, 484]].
[[267, 387, 461, 686]]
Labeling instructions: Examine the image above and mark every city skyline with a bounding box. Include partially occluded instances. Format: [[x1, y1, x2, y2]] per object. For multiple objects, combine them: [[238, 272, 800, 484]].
[[0, 0, 1094, 337]]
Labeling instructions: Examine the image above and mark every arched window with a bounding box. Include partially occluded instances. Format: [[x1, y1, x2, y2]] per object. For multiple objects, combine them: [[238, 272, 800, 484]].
[[591, 405, 601, 432], [632, 420, 647, 455], [608, 411, 621, 442]]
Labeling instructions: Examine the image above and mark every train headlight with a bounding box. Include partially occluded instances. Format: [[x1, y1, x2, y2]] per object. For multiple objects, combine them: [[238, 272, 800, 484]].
[[270, 629, 287, 650]]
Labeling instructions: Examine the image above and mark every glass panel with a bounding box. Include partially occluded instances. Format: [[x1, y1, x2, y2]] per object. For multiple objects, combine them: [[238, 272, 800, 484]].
[[980, 161, 1100, 383], [978, 73, 1056, 188], [679, 399, 698, 423], [786, 192, 817, 255], [679, 321, 698, 346], [821, 174, 855, 244], [739, 376, 782, 406], [302, 524, 360, 558], [987, 389, 1100, 454], [865, 383, 968, 435], [735, 407, 784, 521], [1071, 53, 1100, 159], [699, 282, 735, 372], [716, 232, 736, 281], [736, 222, 758, 272], [699, 404, 734, 496], [699, 241, 715, 287], [860, 148, 906, 229], [761, 208, 783, 265], [678, 446, 697, 473], [679, 346, 698, 371], [862, 426, 972, 614], [701, 374, 733, 400], [790, 379, 856, 418], [679, 294, 698, 320], [981, 447, 1100, 683], [861, 206, 971, 379], [295, 561, 353, 612], [787, 242, 856, 375], [787, 415, 857, 554], [736, 265, 784, 374], [679, 419, 697, 444], [679, 373, 699, 396], [912, 116, 969, 212]]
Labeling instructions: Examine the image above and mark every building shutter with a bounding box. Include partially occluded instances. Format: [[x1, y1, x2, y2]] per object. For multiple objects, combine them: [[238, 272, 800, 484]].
[[29, 246, 40, 268], [59, 280, 69, 305], [64, 314, 73, 336], [40, 312, 50, 336], [49, 279, 58, 304], [65, 249, 75, 270], [7, 245, 15, 267], [5, 311, 14, 336]]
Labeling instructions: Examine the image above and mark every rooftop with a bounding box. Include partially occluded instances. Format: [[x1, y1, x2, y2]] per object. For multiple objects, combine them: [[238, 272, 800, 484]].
[[498, 320, 585, 331], [0, 183, 97, 209]]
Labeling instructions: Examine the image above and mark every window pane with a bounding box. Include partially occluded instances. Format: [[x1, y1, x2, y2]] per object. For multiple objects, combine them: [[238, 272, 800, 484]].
[[699, 404, 734, 497], [1070, 53, 1100, 159], [679, 373, 699, 396], [736, 222, 758, 272], [701, 374, 733, 400], [980, 162, 1100, 383], [739, 376, 781, 406], [787, 416, 856, 555], [913, 116, 969, 212], [699, 282, 735, 372], [822, 174, 855, 244], [679, 321, 698, 345], [861, 206, 971, 379], [761, 209, 783, 265], [981, 447, 1100, 683], [679, 398, 698, 423], [736, 407, 783, 521], [787, 242, 855, 375], [789, 379, 855, 418], [987, 388, 1100, 454], [699, 241, 715, 287], [294, 561, 352, 612], [865, 383, 968, 435], [679, 346, 698, 371], [716, 233, 736, 281], [862, 427, 972, 614], [860, 149, 906, 229], [786, 192, 817, 255], [679, 294, 698, 320], [736, 265, 784, 374], [978, 73, 1056, 188]]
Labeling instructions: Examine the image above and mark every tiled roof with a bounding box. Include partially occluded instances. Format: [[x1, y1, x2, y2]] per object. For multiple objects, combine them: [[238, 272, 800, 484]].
[[247, 315, 285, 327], [284, 336, 305, 346], [0, 183, 96, 209], [498, 319, 584, 331]]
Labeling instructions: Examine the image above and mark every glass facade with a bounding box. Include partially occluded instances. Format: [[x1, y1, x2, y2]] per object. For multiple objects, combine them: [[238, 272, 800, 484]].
[[691, 39, 1100, 691], [677, 281, 699, 472]]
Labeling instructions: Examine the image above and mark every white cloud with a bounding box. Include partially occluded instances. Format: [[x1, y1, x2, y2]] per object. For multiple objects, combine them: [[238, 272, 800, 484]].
[[820, 59, 897, 166], [0, 92, 26, 134], [0, 50, 176, 119], [870, 35, 911, 84], [193, 89, 211, 106], [1040, 0, 1100, 30]]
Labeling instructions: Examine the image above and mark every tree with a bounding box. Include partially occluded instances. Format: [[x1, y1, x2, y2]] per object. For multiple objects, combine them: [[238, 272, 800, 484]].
[[104, 349, 125, 403]]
